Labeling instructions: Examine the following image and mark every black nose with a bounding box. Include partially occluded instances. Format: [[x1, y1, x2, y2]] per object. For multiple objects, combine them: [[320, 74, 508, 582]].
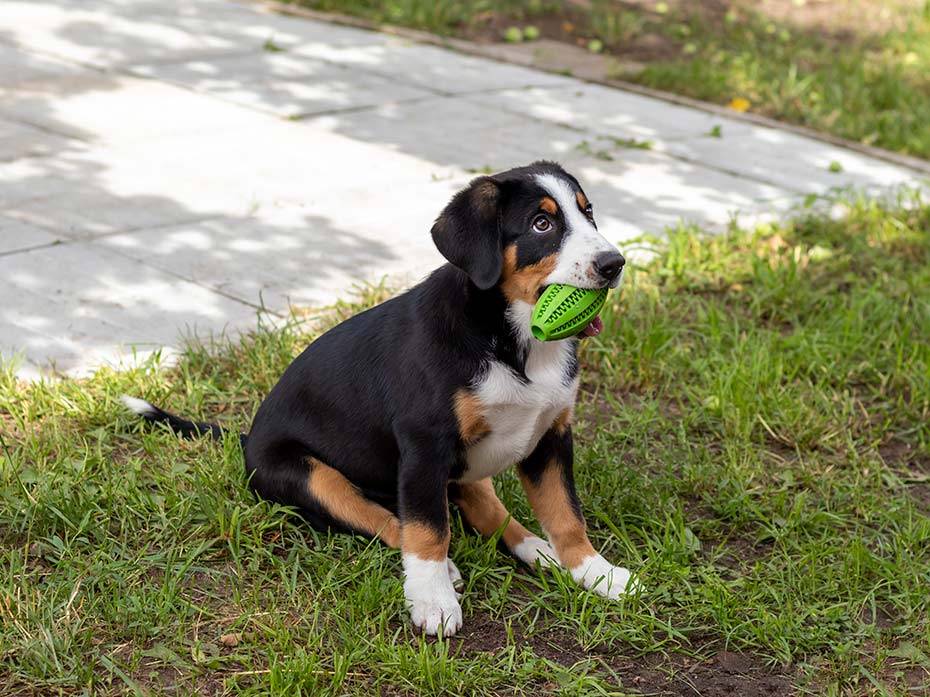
[[593, 251, 625, 282]]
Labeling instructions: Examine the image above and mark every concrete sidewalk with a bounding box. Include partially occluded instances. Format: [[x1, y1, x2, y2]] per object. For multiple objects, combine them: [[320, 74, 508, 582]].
[[0, 0, 925, 378]]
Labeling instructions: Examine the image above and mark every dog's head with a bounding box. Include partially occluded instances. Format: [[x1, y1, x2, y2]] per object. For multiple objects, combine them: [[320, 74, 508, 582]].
[[431, 161, 624, 336]]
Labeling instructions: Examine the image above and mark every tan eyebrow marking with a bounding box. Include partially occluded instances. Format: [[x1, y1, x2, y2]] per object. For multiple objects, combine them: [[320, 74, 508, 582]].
[[576, 191, 588, 211], [540, 197, 558, 215]]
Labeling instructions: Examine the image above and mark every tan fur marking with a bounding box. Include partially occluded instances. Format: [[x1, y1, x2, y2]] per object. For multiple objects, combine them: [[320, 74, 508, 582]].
[[520, 462, 595, 569], [453, 479, 534, 550], [454, 390, 491, 444], [499, 245, 558, 305], [576, 191, 588, 212], [552, 407, 573, 435], [307, 458, 401, 547], [540, 196, 558, 215], [402, 521, 450, 561]]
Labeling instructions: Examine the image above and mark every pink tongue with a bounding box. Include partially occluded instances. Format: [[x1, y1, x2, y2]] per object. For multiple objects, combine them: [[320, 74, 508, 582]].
[[582, 315, 603, 337]]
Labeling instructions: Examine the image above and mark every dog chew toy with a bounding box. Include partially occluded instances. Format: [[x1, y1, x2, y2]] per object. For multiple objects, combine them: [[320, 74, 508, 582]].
[[531, 284, 608, 341]]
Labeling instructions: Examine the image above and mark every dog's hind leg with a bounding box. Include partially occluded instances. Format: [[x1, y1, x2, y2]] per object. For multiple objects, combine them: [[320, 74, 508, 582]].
[[451, 478, 557, 568], [305, 457, 401, 547]]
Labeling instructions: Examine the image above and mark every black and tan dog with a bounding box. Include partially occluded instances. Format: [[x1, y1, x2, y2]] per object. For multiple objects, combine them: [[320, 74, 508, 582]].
[[123, 161, 637, 637]]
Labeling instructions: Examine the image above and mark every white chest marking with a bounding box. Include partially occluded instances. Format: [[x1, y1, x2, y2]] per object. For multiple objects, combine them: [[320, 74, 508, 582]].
[[457, 303, 578, 483]]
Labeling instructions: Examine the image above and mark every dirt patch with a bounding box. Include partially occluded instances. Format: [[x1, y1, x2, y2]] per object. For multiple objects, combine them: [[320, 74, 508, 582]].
[[462, 0, 901, 56], [455, 611, 795, 695], [462, 6, 681, 63], [859, 605, 896, 630], [879, 438, 930, 513], [609, 650, 794, 696], [909, 482, 930, 514], [879, 665, 930, 694]]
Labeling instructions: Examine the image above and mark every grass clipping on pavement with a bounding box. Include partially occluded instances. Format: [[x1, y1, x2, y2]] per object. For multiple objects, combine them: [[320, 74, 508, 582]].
[[1, 191, 928, 695]]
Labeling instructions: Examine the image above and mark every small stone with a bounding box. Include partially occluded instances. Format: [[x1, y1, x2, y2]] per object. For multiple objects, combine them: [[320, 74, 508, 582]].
[[220, 633, 241, 647]]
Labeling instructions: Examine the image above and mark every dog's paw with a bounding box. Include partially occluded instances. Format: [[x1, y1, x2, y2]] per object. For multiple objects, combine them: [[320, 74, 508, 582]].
[[571, 554, 640, 599], [513, 535, 558, 569], [403, 556, 463, 637]]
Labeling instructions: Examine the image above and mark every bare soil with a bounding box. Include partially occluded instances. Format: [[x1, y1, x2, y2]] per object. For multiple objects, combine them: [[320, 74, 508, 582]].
[[462, 0, 913, 66], [457, 611, 795, 696], [880, 437, 930, 513]]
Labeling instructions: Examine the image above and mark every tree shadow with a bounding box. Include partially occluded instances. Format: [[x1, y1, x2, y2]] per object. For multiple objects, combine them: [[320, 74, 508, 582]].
[[0, 1, 923, 376]]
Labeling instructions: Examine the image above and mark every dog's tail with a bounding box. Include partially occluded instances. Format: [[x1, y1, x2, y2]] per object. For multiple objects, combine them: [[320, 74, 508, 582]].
[[121, 395, 246, 447]]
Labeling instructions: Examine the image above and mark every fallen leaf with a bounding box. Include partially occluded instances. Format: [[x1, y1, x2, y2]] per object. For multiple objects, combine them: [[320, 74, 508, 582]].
[[728, 97, 750, 112]]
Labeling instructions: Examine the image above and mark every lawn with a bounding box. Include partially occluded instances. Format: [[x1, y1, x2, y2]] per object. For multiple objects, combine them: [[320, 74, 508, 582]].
[[283, 0, 930, 160], [1, 191, 929, 695]]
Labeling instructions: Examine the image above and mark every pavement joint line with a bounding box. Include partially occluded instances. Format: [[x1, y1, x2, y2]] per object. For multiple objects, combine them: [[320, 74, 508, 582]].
[[118, 45, 571, 122], [287, 80, 583, 123], [122, 47, 269, 72], [0, 240, 68, 258], [288, 46, 567, 100], [0, 213, 229, 250], [97, 241, 290, 319], [285, 93, 455, 121], [0, 36, 277, 83], [107, 51, 412, 125], [0, 113, 94, 146]]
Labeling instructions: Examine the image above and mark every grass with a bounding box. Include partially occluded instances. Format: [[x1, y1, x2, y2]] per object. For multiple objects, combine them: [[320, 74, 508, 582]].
[[282, 0, 930, 160], [2, 190, 930, 695], [627, 3, 930, 159]]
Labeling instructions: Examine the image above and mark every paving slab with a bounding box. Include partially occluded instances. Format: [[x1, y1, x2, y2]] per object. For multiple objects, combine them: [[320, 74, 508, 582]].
[[290, 39, 574, 95], [314, 96, 580, 171], [0, 74, 272, 146], [0, 113, 465, 243], [98, 200, 445, 311], [467, 84, 756, 144], [0, 145, 234, 239], [0, 0, 248, 69], [467, 85, 922, 195], [0, 241, 259, 374], [0, 118, 77, 161], [316, 97, 791, 233], [131, 51, 434, 118], [661, 126, 920, 196], [0, 42, 87, 86], [0, 216, 62, 254]]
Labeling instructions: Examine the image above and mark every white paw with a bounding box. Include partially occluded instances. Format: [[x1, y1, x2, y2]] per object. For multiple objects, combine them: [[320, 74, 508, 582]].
[[403, 555, 463, 637], [571, 554, 640, 599], [513, 535, 559, 569]]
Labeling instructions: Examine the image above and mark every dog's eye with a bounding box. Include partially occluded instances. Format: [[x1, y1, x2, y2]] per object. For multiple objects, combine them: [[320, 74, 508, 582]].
[[584, 203, 594, 218], [532, 215, 552, 233]]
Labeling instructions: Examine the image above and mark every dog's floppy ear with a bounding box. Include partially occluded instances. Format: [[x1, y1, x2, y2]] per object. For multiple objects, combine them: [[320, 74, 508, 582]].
[[431, 176, 502, 290]]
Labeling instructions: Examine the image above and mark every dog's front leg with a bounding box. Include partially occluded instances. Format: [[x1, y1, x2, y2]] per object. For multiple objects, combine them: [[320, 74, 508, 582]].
[[518, 424, 637, 598], [396, 428, 462, 637]]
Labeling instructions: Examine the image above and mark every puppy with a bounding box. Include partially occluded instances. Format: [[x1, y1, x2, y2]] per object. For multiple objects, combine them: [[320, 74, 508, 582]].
[[124, 161, 637, 637]]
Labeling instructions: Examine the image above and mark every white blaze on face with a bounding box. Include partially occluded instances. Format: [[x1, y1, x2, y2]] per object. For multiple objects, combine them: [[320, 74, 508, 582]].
[[535, 173, 623, 288]]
